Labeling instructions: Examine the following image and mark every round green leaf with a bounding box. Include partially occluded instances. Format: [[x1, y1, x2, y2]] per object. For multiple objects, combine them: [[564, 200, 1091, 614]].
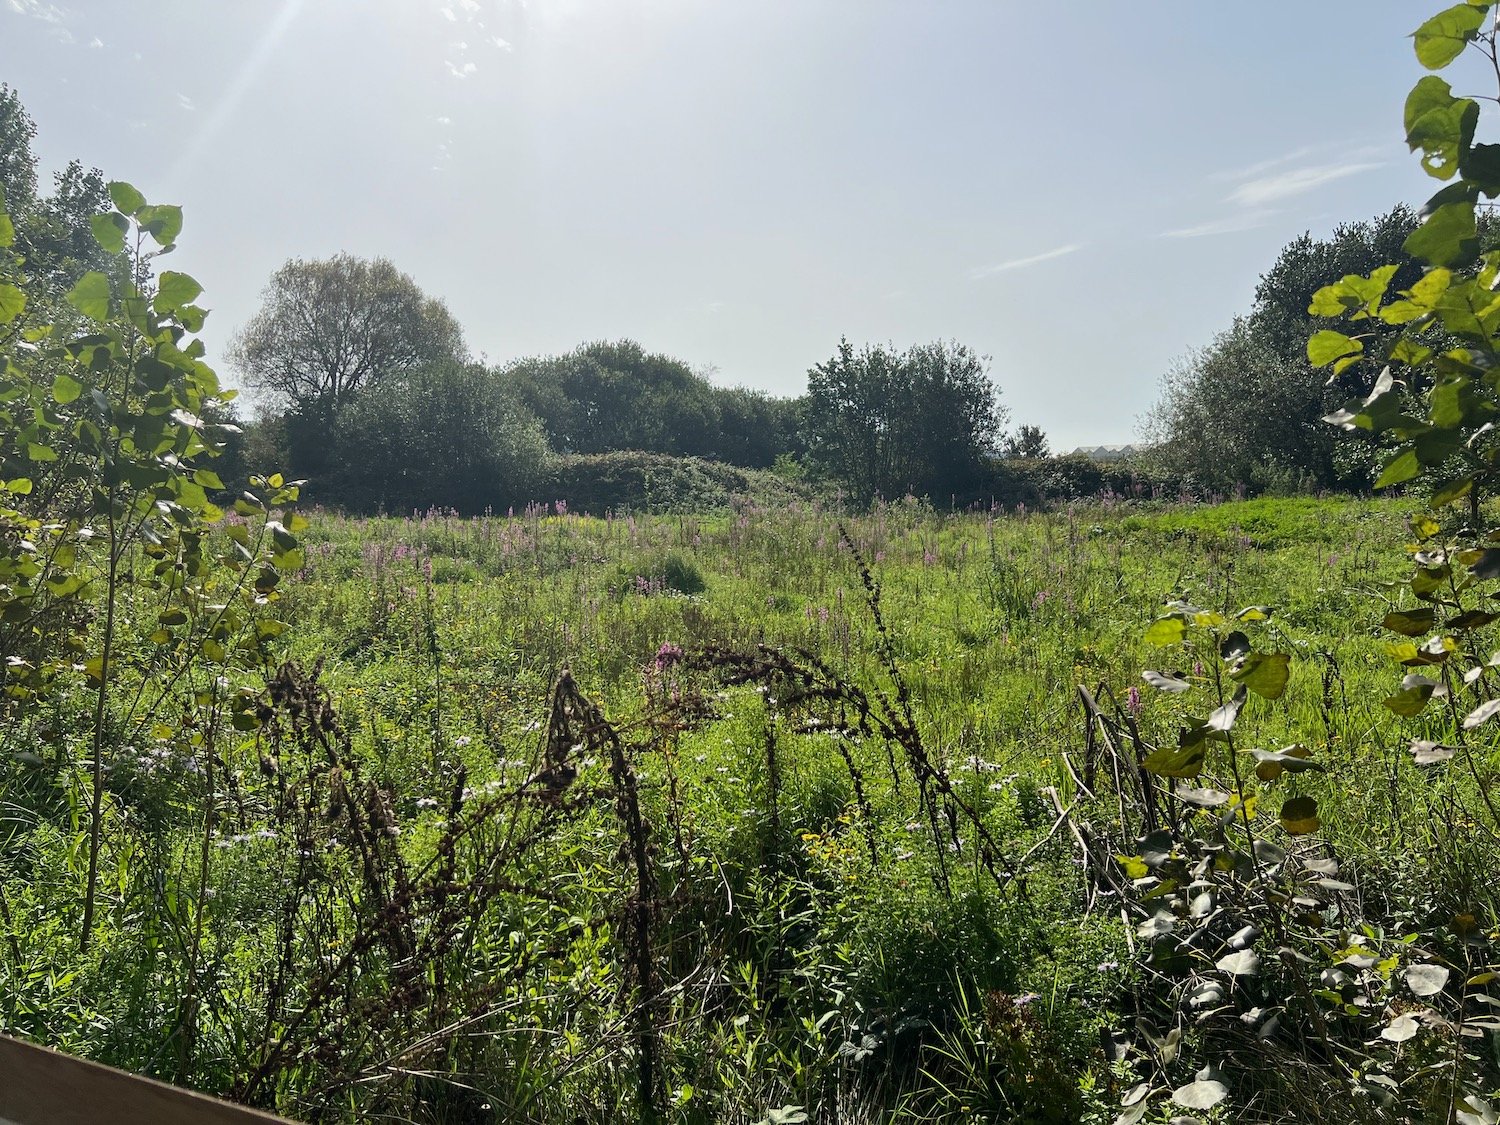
[[1383, 607, 1436, 636], [89, 211, 129, 254], [136, 203, 183, 248], [1405, 199, 1479, 267], [1145, 616, 1186, 646], [107, 180, 146, 215], [1141, 742, 1208, 780], [65, 272, 112, 322], [1413, 4, 1487, 70], [0, 282, 24, 325], [51, 372, 83, 405], [154, 270, 203, 314], [1229, 651, 1290, 700], [1307, 330, 1364, 370]]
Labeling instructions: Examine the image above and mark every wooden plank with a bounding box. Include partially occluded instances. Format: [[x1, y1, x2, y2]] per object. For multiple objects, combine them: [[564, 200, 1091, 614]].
[[0, 1034, 296, 1125]]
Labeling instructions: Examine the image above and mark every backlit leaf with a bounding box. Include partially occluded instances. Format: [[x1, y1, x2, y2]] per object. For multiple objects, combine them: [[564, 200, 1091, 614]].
[[107, 181, 145, 215], [1413, 4, 1487, 69], [154, 270, 203, 314], [1384, 607, 1436, 636], [136, 203, 183, 248], [1307, 330, 1364, 369], [1406, 199, 1480, 267], [51, 372, 83, 405], [1229, 651, 1290, 699], [0, 283, 24, 324], [1145, 616, 1185, 646], [1375, 447, 1420, 489], [65, 272, 111, 322], [89, 211, 128, 254], [1279, 796, 1320, 836]]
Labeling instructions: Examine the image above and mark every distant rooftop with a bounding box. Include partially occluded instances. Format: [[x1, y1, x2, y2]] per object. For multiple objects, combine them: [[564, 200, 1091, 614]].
[[1068, 444, 1141, 462]]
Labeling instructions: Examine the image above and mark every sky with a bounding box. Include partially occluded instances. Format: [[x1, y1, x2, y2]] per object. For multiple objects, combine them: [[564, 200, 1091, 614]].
[[0, 0, 1467, 450]]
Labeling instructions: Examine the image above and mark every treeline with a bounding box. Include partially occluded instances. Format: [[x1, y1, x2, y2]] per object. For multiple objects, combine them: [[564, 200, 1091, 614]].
[[9, 79, 1421, 513], [221, 247, 1041, 512], [1140, 205, 1500, 495]]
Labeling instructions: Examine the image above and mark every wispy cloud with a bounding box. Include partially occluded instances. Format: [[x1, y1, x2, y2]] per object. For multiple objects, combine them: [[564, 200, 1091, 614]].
[[1169, 144, 1388, 240], [968, 243, 1082, 279], [1161, 210, 1276, 239], [1229, 160, 1384, 207], [1206, 146, 1314, 185], [7, 0, 72, 39], [177, 92, 196, 112], [6, 0, 66, 23], [445, 59, 477, 79]]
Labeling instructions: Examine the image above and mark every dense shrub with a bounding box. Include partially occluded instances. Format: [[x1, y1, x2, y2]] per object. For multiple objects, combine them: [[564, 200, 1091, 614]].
[[536, 450, 811, 514], [978, 454, 1188, 508]]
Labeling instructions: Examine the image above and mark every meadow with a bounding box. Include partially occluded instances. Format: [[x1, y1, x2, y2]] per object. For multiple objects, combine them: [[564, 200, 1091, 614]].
[[16, 487, 1490, 1123], [9, 481, 1500, 1123]]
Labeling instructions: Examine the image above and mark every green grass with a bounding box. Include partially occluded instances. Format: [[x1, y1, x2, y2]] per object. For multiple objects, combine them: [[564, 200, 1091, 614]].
[[8, 492, 1497, 1123]]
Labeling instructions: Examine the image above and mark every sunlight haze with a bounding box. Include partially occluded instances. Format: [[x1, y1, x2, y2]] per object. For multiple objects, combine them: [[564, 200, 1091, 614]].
[[3, 0, 1442, 448]]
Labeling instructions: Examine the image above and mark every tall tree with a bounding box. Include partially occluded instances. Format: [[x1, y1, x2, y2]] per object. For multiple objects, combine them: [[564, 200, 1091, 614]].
[[0, 86, 115, 303], [805, 338, 1004, 502], [1250, 206, 1424, 369], [324, 361, 550, 514], [1142, 319, 1335, 492], [1001, 424, 1050, 460], [229, 254, 466, 415], [0, 85, 39, 207], [1143, 205, 1449, 492], [502, 340, 721, 458]]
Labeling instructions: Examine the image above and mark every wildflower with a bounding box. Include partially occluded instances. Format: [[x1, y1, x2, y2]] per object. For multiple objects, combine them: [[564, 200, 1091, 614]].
[[1127, 685, 1142, 717]]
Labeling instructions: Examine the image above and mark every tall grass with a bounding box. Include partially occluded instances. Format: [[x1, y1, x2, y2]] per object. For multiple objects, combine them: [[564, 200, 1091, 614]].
[[6, 492, 1490, 1122]]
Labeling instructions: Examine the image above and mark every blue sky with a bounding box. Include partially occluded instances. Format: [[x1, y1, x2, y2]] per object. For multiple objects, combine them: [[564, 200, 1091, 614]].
[[1, 0, 1458, 449]]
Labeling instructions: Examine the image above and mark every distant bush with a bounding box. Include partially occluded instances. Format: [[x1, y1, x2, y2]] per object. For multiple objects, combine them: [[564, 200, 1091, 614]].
[[535, 450, 811, 514], [976, 455, 1188, 508]]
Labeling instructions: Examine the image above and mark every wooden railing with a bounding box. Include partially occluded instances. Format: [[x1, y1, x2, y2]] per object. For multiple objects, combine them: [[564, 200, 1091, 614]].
[[0, 1035, 295, 1125]]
